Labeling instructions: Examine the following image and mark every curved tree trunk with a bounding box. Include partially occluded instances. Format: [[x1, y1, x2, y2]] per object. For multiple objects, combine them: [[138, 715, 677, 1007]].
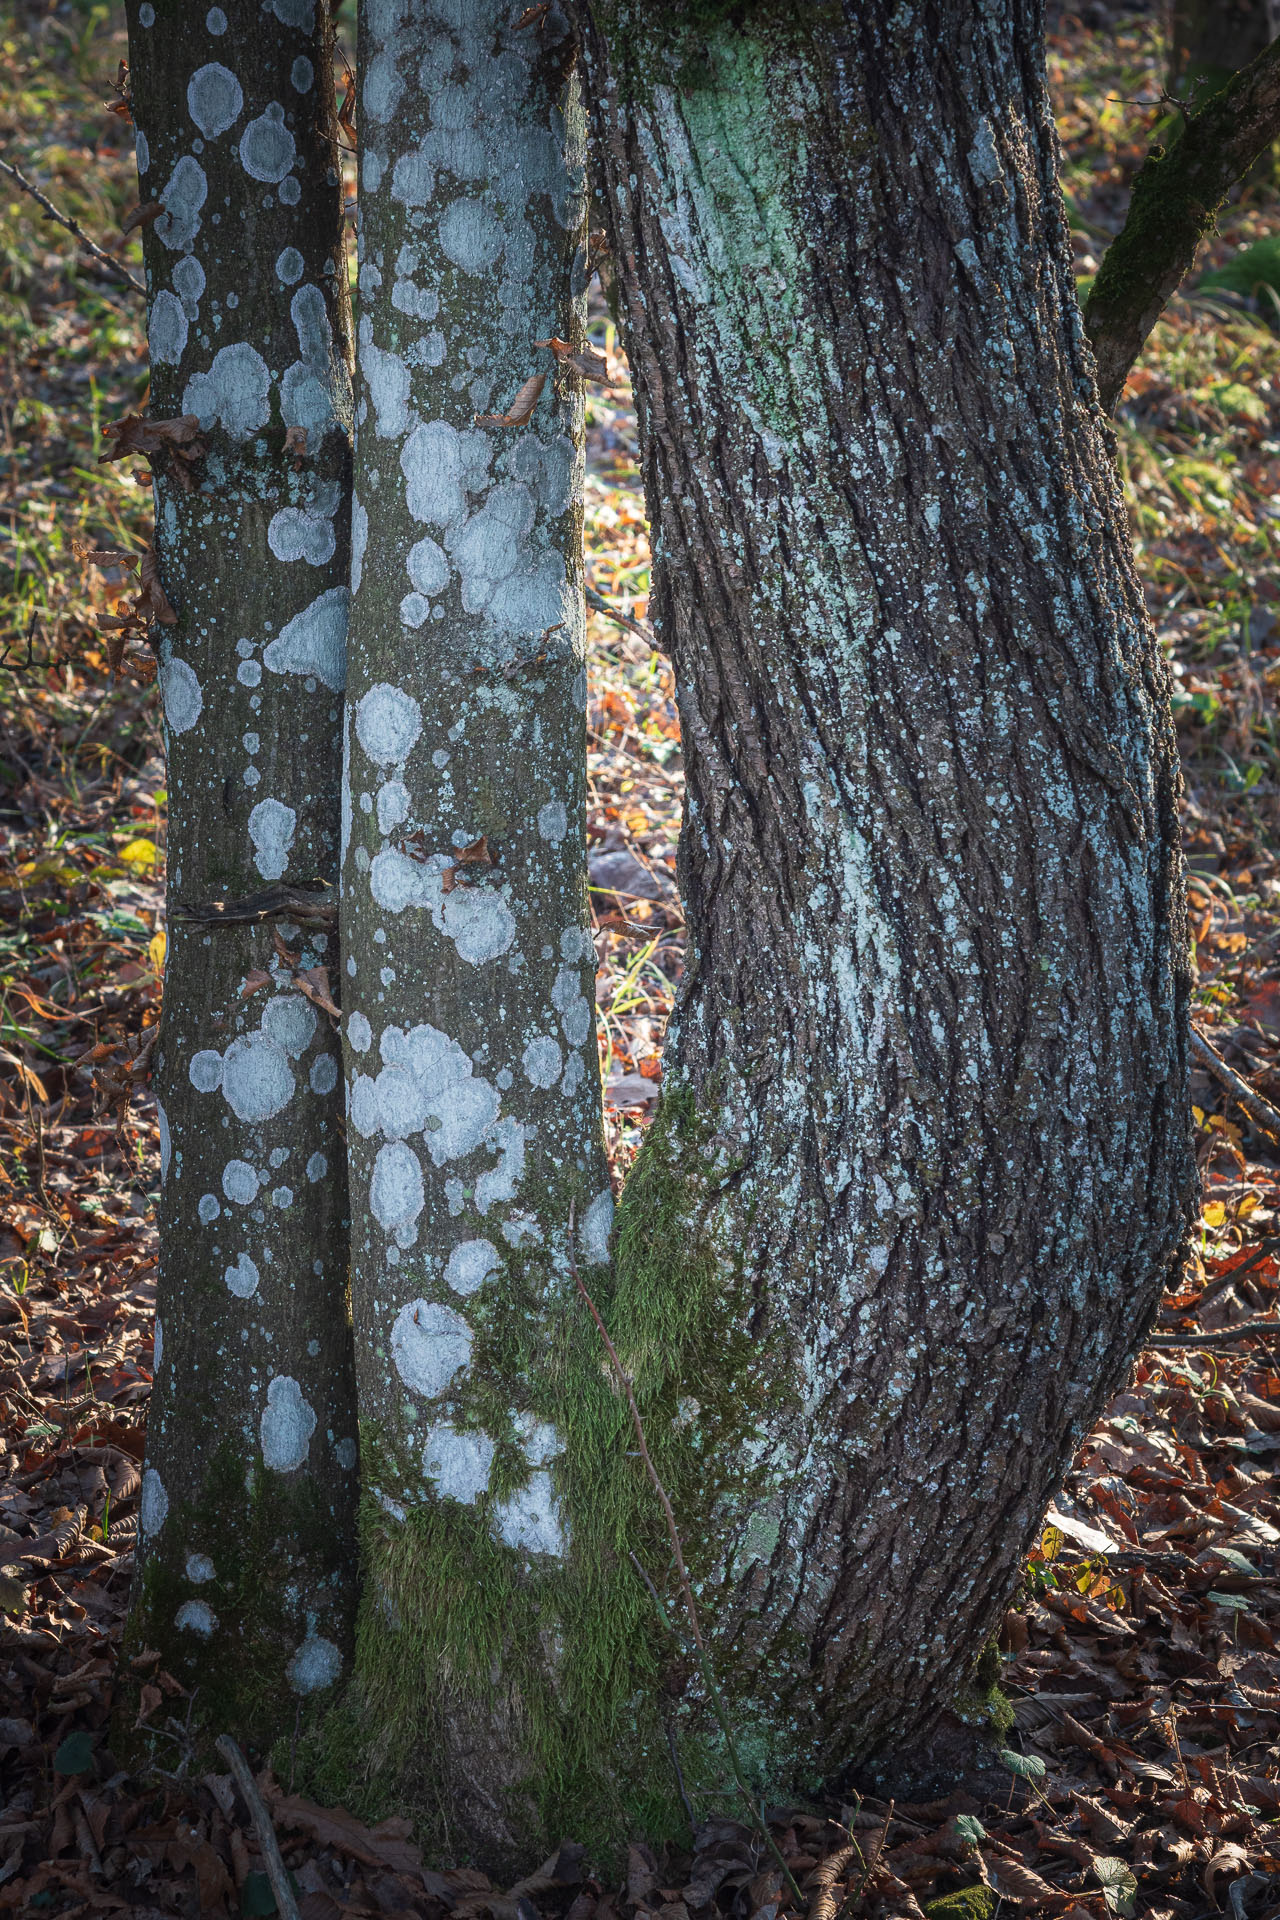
[[323, 0, 611, 1864], [567, 0, 1195, 1799], [123, 0, 359, 1747]]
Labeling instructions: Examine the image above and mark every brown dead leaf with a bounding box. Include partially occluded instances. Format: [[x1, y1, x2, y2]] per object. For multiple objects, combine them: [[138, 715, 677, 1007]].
[[133, 1683, 162, 1727], [121, 200, 163, 235], [284, 424, 309, 467], [476, 373, 546, 427], [983, 1855, 1070, 1907], [456, 836, 494, 867], [513, 2, 552, 26], [263, 1790, 424, 1875], [137, 547, 177, 624], [239, 968, 273, 1000], [535, 335, 612, 383], [295, 967, 341, 1022]]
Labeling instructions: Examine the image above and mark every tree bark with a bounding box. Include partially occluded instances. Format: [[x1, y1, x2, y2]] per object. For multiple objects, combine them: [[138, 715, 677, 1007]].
[[321, 0, 612, 1863], [123, 0, 359, 1748], [569, 0, 1195, 1803]]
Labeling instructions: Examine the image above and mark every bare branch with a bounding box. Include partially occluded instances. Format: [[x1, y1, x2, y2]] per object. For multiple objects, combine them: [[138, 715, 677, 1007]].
[[0, 149, 145, 296], [1191, 1027, 1280, 1140], [1083, 34, 1280, 411]]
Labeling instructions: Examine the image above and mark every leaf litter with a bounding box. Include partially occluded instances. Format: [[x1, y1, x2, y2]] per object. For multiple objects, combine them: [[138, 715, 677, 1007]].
[[1, 2, 1280, 1914]]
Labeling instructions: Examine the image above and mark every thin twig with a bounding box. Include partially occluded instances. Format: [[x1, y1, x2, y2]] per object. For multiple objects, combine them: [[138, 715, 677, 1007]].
[[1191, 1028, 1280, 1141], [586, 585, 657, 648], [569, 1202, 803, 1907], [1149, 1318, 1280, 1349], [215, 1734, 300, 1920], [0, 150, 145, 295]]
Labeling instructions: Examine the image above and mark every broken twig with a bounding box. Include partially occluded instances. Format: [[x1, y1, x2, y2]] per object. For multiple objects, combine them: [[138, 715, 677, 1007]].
[[0, 150, 145, 295], [215, 1734, 301, 1920], [1191, 1028, 1280, 1142]]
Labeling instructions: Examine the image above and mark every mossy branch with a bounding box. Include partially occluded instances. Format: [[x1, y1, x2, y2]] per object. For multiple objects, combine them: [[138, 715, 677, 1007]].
[[1083, 32, 1280, 411]]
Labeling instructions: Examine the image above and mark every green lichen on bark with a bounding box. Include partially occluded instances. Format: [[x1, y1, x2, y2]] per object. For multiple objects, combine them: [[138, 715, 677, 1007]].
[[298, 1091, 790, 1867]]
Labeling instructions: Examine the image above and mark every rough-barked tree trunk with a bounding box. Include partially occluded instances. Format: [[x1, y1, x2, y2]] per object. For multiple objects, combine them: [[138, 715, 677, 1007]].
[[563, 0, 1196, 1804], [124, 0, 359, 1747], [322, 0, 612, 1861]]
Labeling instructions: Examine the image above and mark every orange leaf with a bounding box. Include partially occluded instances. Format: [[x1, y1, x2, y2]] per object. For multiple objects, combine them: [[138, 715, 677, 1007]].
[[476, 373, 545, 427]]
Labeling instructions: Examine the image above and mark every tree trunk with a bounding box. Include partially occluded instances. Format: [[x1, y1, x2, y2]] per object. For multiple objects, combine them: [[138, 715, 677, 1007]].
[[567, 0, 1195, 1801], [1169, 0, 1279, 100], [320, 0, 612, 1863], [123, 0, 359, 1748]]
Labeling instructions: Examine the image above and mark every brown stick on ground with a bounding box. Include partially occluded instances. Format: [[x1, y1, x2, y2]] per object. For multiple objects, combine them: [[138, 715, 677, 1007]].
[[1083, 33, 1280, 411], [215, 1734, 301, 1920], [1190, 1028, 1280, 1141], [0, 150, 145, 296]]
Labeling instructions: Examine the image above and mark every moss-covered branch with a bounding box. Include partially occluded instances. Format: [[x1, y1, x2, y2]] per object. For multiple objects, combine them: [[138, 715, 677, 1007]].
[[1084, 32, 1280, 411]]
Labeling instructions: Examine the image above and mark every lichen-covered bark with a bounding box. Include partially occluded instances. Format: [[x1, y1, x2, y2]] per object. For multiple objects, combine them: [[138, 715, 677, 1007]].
[[123, 0, 358, 1748], [330, 0, 613, 1864], [575, 0, 1196, 1795]]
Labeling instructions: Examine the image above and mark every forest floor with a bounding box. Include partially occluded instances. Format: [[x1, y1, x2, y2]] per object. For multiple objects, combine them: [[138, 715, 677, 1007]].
[[1, 1, 1280, 1916]]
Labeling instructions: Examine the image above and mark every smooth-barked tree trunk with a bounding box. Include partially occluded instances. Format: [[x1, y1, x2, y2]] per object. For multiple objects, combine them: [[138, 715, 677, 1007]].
[[124, 0, 359, 1747], [566, 0, 1196, 1798], [322, 0, 613, 1862]]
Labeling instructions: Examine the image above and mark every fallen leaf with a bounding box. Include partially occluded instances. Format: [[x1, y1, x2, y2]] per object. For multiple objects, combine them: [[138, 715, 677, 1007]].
[[121, 200, 163, 234]]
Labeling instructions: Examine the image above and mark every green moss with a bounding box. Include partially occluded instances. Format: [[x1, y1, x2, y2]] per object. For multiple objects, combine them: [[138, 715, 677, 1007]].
[[924, 1887, 997, 1920], [299, 1090, 791, 1870], [117, 1437, 353, 1767], [950, 1641, 1014, 1740]]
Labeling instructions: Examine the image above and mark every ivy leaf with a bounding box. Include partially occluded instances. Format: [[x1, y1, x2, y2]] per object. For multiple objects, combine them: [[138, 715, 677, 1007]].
[[954, 1815, 987, 1846], [998, 1748, 1046, 1780], [53, 1730, 95, 1774], [1092, 1856, 1138, 1917]]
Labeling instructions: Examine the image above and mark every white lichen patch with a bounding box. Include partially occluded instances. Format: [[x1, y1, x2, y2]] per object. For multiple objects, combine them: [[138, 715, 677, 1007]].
[[185, 1552, 215, 1583], [424, 1422, 494, 1503], [262, 587, 349, 691], [521, 1034, 561, 1089], [440, 887, 516, 965], [239, 102, 296, 182], [443, 1238, 499, 1296], [139, 1467, 169, 1538], [189, 1048, 223, 1092], [148, 290, 188, 366], [536, 800, 567, 844], [175, 1599, 218, 1636], [474, 1116, 526, 1215], [310, 1054, 338, 1096], [248, 796, 297, 880], [224, 1252, 260, 1297], [262, 993, 318, 1059], [187, 62, 243, 139], [490, 1472, 565, 1557], [222, 1160, 259, 1204], [267, 483, 341, 566], [391, 1299, 472, 1398], [260, 1374, 317, 1472], [370, 1139, 424, 1239], [348, 1010, 372, 1052], [401, 419, 491, 527], [288, 1633, 341, 1693], [183, 342, 271, 441], [160, 658, 203, 735], [580, 1187, 615, 1266], [155, 155, 207, 250], [221, 1032, 295, 1122], [355, 682, 422, 766]]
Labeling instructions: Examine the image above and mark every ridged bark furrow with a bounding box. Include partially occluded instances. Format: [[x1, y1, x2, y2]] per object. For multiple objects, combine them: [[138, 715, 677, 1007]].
[[577, 0, 1196, 1785], [124, 0, 358, 1747]]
